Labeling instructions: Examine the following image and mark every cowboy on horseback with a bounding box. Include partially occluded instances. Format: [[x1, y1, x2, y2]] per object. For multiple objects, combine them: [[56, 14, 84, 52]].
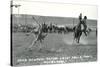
[[73, 13, 82, 43], [73, 13, 88, 43]]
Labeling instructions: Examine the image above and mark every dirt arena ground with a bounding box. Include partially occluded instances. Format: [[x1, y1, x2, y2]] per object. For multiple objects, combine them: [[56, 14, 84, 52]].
[[12, 31, 97, 66]]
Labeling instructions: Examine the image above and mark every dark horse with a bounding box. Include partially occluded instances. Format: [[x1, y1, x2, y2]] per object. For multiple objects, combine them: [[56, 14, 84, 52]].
[[73, 22, 83, 43]]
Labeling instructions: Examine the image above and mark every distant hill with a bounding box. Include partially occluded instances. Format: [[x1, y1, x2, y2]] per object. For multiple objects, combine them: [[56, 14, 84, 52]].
[[12, 14, 97, 28]]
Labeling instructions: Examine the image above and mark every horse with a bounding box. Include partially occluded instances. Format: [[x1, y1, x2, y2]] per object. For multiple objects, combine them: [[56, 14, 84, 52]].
[[28, 17, 48, 50], [73, 22, 83, 43]]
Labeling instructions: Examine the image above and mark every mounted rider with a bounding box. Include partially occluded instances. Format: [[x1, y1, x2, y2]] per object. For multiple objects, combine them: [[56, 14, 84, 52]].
[[74, 13, 88, 43], [73, 13, 87, 43], [77, 13, 83, 31], [74, 13, 82, 38]]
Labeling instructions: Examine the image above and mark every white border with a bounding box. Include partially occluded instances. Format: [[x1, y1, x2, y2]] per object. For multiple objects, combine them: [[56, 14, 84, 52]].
[[0, 0, 99, 67]]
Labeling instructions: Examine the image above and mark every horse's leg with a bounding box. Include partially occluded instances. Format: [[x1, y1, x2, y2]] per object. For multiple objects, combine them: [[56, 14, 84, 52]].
[[77, 37, 80, 43], [75, 32, 79, 43], [25, 38, 38, 51], [72, 32, 76, 44], [29, 38, 38, 49], [76, 35, 80, 43], [78, 32, 82, 43], [40, 33, 48, 49], [76, 38, 78, 43], [77, 36, 80, 43], [39, 39, 45, 50], [76, 32, 80, 43], [75, 37, 79, 45], [28, 33, 39, 50], [83, 30, 87, 36]]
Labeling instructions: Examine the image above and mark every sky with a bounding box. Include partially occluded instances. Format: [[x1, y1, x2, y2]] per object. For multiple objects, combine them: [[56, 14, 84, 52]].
[[12, 0, 98, 20]]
